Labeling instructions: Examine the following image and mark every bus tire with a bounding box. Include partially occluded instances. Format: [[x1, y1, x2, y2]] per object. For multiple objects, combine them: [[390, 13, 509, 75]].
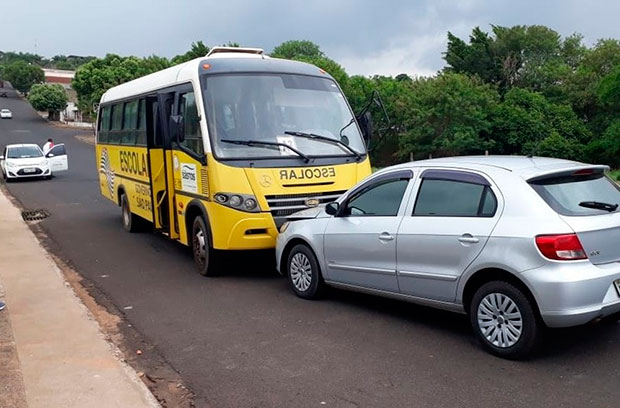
[[191, 215, 217, 276], [120, 193, 140, 233]]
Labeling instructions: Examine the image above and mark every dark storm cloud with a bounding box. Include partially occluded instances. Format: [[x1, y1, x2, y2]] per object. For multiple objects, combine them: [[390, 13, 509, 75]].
[[2, 0, 619, 76]]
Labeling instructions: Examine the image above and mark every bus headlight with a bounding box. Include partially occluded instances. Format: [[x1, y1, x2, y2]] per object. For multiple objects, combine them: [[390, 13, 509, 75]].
[[213, 192, 260, 213], [229, 195, 242, 207], [244, 198, 257, 211], [214, 193, 228, 204]]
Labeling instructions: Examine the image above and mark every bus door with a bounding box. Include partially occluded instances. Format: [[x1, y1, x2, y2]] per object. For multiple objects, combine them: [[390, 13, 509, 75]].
[[157, 91, 180, 239], [145, 96, 170, 233]]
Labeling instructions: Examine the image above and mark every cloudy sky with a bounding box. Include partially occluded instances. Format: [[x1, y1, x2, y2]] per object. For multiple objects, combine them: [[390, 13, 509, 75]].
[[2, 0, 620, 77]]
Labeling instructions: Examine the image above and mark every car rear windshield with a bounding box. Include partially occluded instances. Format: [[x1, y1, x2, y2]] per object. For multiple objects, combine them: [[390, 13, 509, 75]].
[[529, 173, 620, 216], [7, 146, 43, 158]]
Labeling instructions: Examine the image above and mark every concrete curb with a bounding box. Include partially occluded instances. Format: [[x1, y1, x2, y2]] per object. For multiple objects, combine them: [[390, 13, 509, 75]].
[[0, 187, 160, 408]]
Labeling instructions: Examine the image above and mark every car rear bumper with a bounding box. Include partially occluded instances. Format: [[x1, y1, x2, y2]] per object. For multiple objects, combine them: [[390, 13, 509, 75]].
[[522, 260, 620, 327]]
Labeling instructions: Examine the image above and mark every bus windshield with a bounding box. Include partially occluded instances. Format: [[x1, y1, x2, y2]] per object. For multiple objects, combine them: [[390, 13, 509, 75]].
[[202, 73, 366, 160]]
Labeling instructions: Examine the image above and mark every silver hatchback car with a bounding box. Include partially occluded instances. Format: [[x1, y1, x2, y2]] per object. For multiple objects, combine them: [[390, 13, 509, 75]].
[[276, 156, 620, 358]]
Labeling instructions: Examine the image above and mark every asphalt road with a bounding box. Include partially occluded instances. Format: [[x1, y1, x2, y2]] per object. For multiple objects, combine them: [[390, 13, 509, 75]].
[[1, 86, 619, 408]]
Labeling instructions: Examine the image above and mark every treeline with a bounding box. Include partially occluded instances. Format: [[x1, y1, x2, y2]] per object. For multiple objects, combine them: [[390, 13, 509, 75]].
[[0, 51, 95, 71], [2, 26, 619, 167]]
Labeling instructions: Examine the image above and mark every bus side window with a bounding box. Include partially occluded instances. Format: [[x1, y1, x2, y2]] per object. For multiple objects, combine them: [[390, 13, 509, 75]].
[[109, 103, 123, 144], [136, 99, 147, 146], [122, 100, 138, 145], [178, 92, 204, 156], [98, 106, 111, 143], [149, 99, 162, 147]]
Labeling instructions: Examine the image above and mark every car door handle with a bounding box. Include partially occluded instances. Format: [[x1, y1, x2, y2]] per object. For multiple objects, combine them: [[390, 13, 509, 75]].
[[378, 232, 395, 242], [458, 234, 479, 244]]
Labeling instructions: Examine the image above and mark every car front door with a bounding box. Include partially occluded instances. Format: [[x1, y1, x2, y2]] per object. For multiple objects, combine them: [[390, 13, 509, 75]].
[[46, 144, 68, 172], [396, 169, 501, 302], [323, 170, 413, 292]]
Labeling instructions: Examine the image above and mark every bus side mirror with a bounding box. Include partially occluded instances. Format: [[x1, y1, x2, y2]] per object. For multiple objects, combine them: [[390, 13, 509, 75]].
[[169, 115, 185, 143], [357, 111, 373, 146], [325, 202, 339, 216]]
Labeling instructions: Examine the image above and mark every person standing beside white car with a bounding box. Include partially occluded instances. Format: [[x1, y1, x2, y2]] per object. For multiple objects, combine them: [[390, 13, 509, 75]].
[[42, 138, 54, 154]]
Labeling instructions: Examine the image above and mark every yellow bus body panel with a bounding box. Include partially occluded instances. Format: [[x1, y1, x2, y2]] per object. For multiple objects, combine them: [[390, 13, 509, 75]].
[[98, 143, 371, 251], [97, 144, 153, 222]]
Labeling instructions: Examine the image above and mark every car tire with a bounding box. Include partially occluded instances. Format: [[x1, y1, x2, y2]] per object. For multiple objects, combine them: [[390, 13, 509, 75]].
[[286, 244, 324, 300], [470, 281, 542, 359], [191, 216, 218, 276], [120, 193, 141, 233]]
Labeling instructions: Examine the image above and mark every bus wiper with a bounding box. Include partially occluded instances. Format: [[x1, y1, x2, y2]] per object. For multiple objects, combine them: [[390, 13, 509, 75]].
[[579, 201, 618, 212], [220, 139, 310, 163], [284, 131, 362, 161]]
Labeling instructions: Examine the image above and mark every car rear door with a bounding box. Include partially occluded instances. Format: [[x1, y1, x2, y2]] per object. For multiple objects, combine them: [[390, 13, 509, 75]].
[[46, 144, 68, 172], [323, 170, 413, 292], [396, 169, 501, 302]]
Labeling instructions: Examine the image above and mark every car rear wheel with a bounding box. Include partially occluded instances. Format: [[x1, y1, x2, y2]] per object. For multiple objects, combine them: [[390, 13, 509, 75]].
[[286, 244, 324, 299], [470, 281, 542, 359]]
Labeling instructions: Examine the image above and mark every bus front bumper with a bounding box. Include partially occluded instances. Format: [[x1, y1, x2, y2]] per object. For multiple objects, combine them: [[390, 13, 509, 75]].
[[208, 205, 278, 250]]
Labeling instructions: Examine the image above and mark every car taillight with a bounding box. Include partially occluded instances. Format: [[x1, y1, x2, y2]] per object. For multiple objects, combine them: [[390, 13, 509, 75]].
[[535, 234, 587, 261]]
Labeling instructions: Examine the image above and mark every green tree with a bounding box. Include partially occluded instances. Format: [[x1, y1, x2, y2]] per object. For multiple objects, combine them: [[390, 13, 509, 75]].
[[444, 27, 501, 85], [598, 65, 620, 109], [72, 54, 171, 116], [271, 40, 324, 60], [444, 25, 583, 96], [490, 88, 590, 159], [3, 60, 44, 94], [27, 83, 68, 120], [171, 41, 210, 65], [583, 120, 620, 167], [397, 73, 499, 160]]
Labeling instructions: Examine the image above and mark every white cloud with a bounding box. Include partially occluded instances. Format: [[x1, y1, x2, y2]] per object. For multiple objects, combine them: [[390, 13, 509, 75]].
[[337, 33, 445, 77]]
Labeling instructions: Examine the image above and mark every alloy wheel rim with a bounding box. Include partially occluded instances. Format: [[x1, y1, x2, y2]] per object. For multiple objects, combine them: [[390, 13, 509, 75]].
[[477, 293, 523, 348], [290, 253, 312, 292], [194, 226, 206, 266]]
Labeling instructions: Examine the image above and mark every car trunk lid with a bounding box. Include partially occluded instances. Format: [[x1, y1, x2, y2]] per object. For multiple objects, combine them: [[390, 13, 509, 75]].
[[528, 167, 620, 265]]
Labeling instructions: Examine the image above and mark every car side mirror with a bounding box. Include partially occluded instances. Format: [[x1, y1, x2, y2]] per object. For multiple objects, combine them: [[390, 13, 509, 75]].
[[325, 201, 339, 216], [46, 153, 55, 158], [0, 155, 4, 160], [169, 115, 185, 143]]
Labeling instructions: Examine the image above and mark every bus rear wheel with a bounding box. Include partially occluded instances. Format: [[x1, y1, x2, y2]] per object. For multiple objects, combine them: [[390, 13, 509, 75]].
[[192, 216, 217, 276], [121, 193, 141, 233]]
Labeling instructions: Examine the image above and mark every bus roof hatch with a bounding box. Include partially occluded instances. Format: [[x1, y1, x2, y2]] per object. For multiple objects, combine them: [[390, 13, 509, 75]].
[[207, 47, 265, 57]]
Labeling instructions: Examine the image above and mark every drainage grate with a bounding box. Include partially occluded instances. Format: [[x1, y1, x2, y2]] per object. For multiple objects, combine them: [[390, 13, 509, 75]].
[[21, 209, 50, 222]]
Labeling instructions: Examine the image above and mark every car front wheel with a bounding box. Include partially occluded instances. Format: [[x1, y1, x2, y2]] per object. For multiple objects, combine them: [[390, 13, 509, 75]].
[[286, 244, 324, 299], [470, 281, 542, 359]]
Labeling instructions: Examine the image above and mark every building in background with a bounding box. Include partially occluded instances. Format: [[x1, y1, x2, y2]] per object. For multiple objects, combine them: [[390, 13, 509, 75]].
[[42, 68, 85, 124]]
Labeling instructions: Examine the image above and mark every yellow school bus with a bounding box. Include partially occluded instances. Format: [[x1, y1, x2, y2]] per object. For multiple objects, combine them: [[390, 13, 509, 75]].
[[96, 47, 371, 275]]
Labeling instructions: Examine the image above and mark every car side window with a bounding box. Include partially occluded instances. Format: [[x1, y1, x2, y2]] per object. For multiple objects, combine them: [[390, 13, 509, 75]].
[[48, 144, 66, 156], [345, 179, 409, 217], [413, 176, 497, 217]]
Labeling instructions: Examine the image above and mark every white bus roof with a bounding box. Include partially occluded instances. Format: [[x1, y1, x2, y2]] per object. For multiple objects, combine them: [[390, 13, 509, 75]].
[[100, 51, 333, 105]]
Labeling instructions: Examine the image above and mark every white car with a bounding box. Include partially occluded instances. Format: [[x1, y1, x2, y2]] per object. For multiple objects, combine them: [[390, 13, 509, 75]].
[[0, 143, 68, 181], [0, 109, 12, 119]]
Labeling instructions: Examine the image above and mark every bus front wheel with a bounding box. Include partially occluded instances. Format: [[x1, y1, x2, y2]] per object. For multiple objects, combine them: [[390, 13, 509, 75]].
[[191, 216, 217, 276]]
